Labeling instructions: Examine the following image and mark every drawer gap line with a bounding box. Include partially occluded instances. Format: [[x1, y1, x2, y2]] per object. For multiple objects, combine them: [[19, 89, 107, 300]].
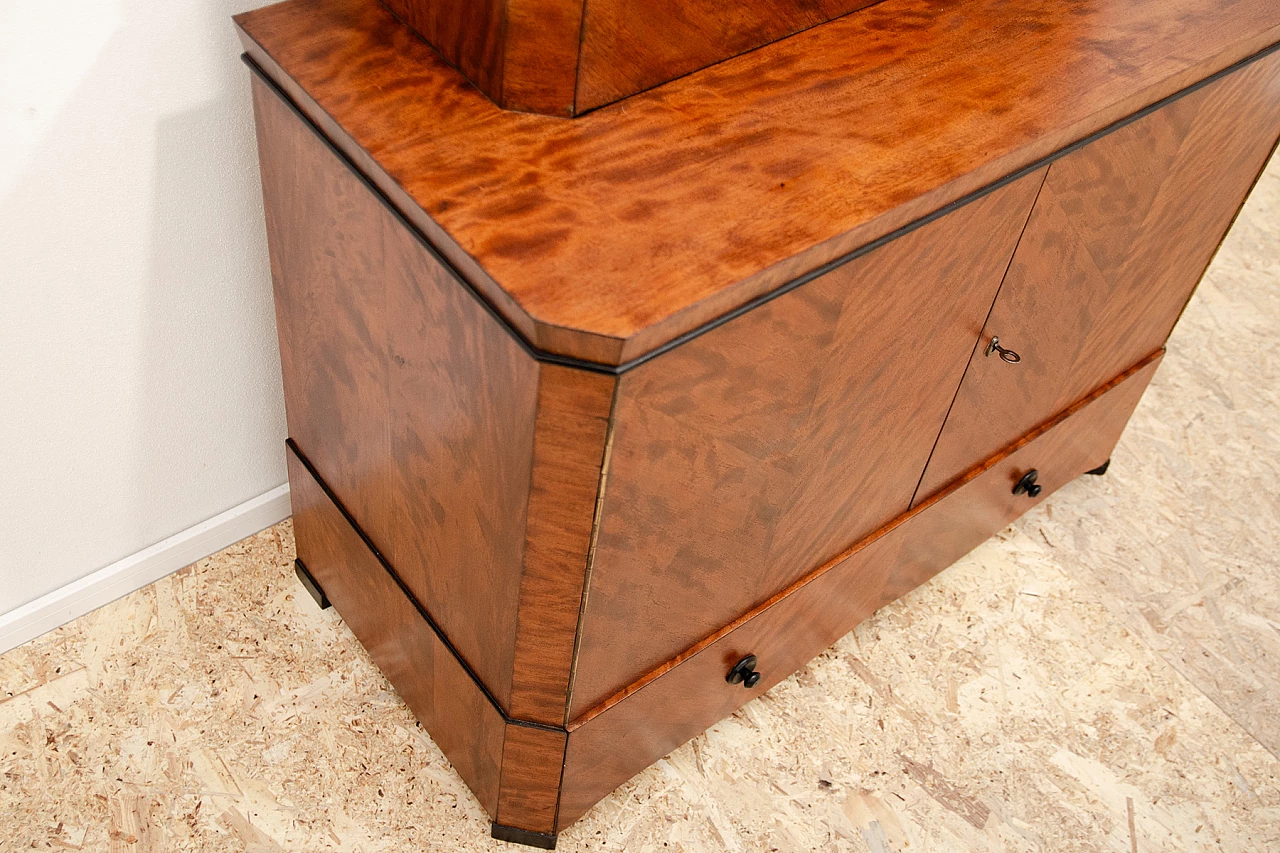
[[286, 438, 565, 734]]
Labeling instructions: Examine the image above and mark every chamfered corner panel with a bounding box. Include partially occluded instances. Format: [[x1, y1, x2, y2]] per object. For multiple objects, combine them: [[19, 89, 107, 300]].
[[916, 47, 1280, 501], [566, 167, 1049, 719], [509, 365, 617, 725]]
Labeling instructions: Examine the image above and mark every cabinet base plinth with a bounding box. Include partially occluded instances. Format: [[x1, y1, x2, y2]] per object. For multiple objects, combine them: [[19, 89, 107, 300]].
[[293, 558, 331, 610], [491, 823, 557, 849]]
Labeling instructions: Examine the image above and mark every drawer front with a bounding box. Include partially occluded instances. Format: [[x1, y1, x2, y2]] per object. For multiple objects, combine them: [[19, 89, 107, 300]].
[[569, 169, 1047, 718], [286, 443, 508, 817], [916, 50, 1280, 500], [557, 352, 1162, 830]]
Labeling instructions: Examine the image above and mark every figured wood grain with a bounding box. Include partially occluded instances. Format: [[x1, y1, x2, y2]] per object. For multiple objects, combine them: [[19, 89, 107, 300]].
[[235, 0, 1280, 364], [496, 724, 568, 835], [254, 75, 541, 709], [509, 365, 616, 725], [254, 77, 393, 566], [378, 0, 505, 98], [916, 50, 1280, 501], [502, 0, 585, 116], [574, 0, 883, 112], [287, 445, 506, 818], [557, 353, 1163, 829], [566, 170, 1045, 718]]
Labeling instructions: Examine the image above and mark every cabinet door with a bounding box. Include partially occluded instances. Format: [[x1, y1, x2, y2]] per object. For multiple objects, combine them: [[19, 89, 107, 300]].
[[916, 52, 1280, 502], [568, 169, 1045, 717]]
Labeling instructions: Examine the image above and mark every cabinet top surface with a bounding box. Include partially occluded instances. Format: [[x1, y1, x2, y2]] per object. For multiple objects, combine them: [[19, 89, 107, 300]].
[[236, 0, 1280, 365]]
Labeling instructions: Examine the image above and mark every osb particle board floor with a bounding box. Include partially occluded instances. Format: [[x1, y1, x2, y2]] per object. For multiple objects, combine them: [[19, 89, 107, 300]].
[[4, 157, 1280, 853]]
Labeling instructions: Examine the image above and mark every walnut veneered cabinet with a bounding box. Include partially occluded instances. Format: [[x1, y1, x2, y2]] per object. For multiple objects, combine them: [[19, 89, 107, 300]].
[[236, 0, 1280, 846]]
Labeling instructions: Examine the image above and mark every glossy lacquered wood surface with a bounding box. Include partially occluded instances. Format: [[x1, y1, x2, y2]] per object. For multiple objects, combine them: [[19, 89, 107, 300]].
[[254, 76, 541, 709], [287, 446, 507, 817], [557, 352, 1164, 829], [566, 171, 1045, 718], [917, 48, 1280, 501], [235, 0, 1280, 364]]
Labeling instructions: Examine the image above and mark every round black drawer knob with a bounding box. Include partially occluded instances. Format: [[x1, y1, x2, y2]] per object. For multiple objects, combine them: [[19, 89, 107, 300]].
[[1013, 469, 1043, 498], [726, 654, 762, 688]]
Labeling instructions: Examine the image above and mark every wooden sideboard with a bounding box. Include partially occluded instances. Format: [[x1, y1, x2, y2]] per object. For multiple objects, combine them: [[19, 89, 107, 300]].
[[236, 0, 1280, 846]]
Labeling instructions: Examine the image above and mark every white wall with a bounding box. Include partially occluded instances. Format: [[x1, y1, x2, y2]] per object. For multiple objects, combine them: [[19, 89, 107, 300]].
[[0, 0, 285, 615]]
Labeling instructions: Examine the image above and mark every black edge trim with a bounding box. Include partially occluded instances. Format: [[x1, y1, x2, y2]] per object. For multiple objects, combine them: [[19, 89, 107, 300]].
[[293, 558, 331, 609], [286, 438, 564, 734], [245, 39, 1280, 376], [492, 823, 558, 849], [243, 55, 616, 377]]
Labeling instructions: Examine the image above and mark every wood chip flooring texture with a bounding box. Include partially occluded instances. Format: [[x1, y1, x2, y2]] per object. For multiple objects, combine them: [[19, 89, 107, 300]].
[[3, 153, 1279, 851]]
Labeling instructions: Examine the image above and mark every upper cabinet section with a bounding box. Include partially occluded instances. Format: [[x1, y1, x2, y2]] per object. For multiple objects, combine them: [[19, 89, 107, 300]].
[[379, 0, 884, 116]]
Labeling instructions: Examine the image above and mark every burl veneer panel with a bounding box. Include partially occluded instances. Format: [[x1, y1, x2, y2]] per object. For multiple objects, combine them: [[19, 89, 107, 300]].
[[917, 50, 1280, 500], [557, 353, 1163, 829], [567, 170, 1046, 718], [286, 445, 506, 817], [253, 76, 540, 709], [574, 0, 883, 112], [235, 0, 1280, 364]]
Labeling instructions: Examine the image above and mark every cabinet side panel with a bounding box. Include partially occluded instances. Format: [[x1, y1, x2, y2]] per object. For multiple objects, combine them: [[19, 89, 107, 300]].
[[510, 365, 616, 724], [569, 169, 1047, 718], [378, 0, 506, 102], [558, 353, 1162, 830], [287, 447, 505, 817], [254, 76, 540, 709], [575, 0, 883, 112], [254, 75, 392, 555], [917, 49, 1280, 499]]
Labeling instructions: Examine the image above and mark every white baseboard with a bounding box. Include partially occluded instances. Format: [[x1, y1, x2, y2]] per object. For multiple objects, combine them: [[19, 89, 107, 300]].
[[0, 483, 293, 655]]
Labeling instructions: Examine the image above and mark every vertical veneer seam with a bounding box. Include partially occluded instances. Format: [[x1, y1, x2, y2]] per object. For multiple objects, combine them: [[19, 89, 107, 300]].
[[506, 365, 546, 716], [561, 377, 621, 726], [571, 0, 590, 116], [908, 165, 1051, 508]]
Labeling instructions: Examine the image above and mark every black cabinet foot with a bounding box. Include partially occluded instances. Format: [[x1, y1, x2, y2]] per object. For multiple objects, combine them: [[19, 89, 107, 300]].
[[492, 823, 557, 849], [294, 559, 331, 609], [1084, 458, 1112, 476]]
